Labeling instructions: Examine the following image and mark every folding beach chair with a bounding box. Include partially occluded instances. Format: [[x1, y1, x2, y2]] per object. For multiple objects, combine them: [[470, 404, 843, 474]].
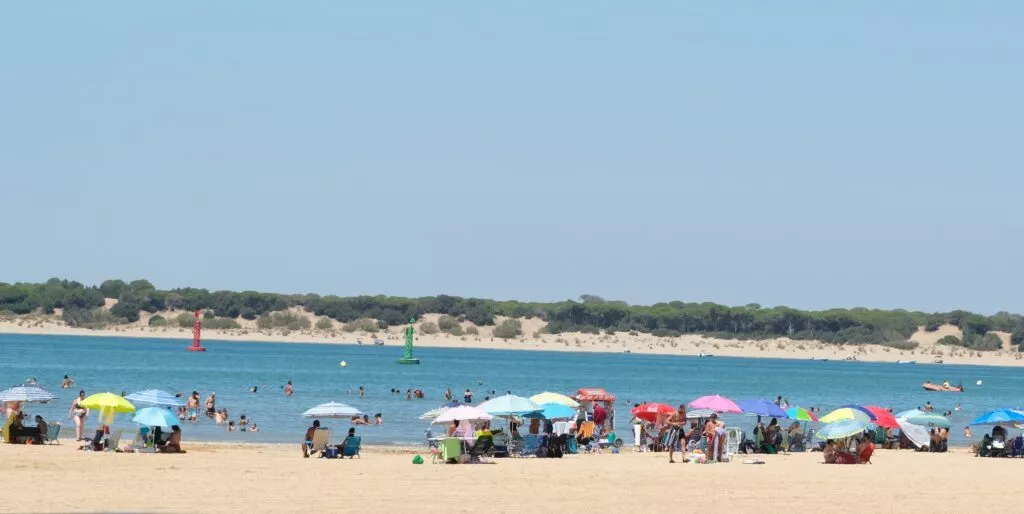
[[521, 434, 541, 457], [307, 428, 330, 458], [468, 437, 494, 463], [565, 436, 578, 455], [105, 429, 124, 452], [726, 427, 741, 456], [44, 423, 61, 445], [342, 436, 361, 458], [492, 433, 509, 458]]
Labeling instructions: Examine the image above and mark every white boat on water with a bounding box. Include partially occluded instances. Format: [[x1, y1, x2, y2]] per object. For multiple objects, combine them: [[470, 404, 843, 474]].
[[896, 360, 916, 364], [698, 351, 714, 357]]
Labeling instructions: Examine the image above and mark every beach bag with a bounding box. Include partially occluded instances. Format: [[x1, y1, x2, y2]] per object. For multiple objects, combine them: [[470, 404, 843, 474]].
[[536, 445, 549, 458], [322, 447, 339, 459], [412, 455, 424, 464]]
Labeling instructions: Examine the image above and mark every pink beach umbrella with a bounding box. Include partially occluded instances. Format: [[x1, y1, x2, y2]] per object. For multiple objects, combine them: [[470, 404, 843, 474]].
[[689, 395, 742, 414]]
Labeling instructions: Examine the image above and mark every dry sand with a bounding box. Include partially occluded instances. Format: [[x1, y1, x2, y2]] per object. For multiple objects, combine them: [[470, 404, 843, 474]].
[[0, 442, 1014, 513], [1, 310, 1021, 367]]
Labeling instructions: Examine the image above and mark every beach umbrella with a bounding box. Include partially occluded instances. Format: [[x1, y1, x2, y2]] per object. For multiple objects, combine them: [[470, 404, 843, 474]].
[[575, 388, 615, 402], [785, 407, 818, 422], [478, 394, 542, 416], [302, 402, 362, 419], [839, 404, 878, 421], [80, 392, 135, 425], [687, 408, 716, 419], [0, 386, 57, 404], [970, 409, 1024, 426], [432, 405, 492, 424], [419, 407, 448, 421], [526, 403, 578, 420], [132, 407, 179, 428], [737, 399, 789, 419], [80, 392, 135, 413], [529, 392, 579, 408], [631, 403, 677, 422], [689, 395, 742, 414], [895, 418, 930, 449], [820, 407, 872, 425], [125, 389, 184, 407], [816, 419, 869, 440], [896, 409, 951, 429], [862, 406, 899, 429], [419, 402, 466, 421]]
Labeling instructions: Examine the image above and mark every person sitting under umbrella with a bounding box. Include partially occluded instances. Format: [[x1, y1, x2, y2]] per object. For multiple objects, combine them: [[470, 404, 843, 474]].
[[855, 433, 875, 463], [158, 425, 183, 453]]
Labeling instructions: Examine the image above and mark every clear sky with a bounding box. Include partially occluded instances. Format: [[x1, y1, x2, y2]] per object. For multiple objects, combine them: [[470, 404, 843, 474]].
[[2, 2, 1022, 313]]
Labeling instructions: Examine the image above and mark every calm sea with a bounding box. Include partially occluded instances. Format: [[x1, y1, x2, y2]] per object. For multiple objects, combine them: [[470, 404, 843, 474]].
[[2, 333, 1019, 446]]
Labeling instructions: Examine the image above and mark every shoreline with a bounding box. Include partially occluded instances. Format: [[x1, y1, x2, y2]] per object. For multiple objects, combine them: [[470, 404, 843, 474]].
[[2, 321, 1024, 368]]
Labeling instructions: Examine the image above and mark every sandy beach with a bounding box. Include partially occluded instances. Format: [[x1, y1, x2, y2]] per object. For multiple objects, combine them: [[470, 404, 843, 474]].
[[0, 441, 1014, 513], [1, 310, 1021, 367]]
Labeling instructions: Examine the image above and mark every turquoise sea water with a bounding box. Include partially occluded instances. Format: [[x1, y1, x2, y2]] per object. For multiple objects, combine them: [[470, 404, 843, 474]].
[[2, 333, 1020, 446]]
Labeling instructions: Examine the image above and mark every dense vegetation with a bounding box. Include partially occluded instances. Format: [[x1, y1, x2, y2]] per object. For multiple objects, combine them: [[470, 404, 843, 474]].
[[2, 278, 1023, 349]]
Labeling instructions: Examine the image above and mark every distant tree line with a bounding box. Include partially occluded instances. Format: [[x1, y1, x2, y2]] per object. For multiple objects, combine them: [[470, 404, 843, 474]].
[[2, 279, 1024, 349]]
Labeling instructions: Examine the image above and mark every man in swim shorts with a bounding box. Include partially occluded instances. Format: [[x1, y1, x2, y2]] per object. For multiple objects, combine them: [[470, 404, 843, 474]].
[[303, 420, 320, 458], [666, 404, 687, 463]]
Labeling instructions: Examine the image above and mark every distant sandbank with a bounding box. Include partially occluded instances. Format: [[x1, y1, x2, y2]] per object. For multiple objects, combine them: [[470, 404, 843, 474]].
[[1, 311, 1022, 367]]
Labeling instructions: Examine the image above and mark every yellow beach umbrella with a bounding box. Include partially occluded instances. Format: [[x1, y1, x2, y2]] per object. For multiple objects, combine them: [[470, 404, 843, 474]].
[[530, 392, 579, 408], [819, 407, 871, 424], [80, 392, 135, 414]]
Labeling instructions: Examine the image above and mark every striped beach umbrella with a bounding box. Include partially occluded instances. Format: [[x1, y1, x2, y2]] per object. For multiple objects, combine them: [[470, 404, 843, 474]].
[[302, 402, 362, 419], [125, 389, 184, 407], [0, 386, 57, 403]]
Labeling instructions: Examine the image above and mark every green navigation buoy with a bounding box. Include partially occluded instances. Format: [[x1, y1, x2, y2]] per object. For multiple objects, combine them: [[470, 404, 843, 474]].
[[397, 318, 421, 364]]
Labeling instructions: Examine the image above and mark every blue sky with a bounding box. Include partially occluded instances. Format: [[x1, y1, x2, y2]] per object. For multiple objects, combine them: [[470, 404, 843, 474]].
[[1, 2, 1021, 313]]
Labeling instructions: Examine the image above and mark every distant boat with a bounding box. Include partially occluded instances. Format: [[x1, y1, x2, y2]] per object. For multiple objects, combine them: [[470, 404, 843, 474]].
[[923, 381, 963, 392], [698, 351, 714, 358], [896, 360, 916, 364], [373, 339, 385, 346], [623, 349, 631, 354], [933, 358, 944, 364]]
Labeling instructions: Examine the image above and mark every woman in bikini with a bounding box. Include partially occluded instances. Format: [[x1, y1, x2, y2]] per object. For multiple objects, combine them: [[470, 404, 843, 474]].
[[69, 390, 88, 440]]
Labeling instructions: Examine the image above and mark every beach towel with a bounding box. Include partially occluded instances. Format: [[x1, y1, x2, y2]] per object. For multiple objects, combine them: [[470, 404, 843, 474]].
[[441, 438, 462, 463]]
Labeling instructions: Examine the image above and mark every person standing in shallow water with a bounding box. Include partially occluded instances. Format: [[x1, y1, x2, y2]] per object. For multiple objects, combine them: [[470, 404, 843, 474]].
[[464, 389, 472, 404], [284, 381, 293, 396]]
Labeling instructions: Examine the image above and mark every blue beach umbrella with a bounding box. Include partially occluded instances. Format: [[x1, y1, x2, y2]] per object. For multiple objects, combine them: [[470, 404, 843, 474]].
[[737, 399, 789, 419], [524, 403, 578, 420], [478, 394, 542, 416], [132, 407, 179, 428], [896, 409, 951, 429], [970, 409, 1024, 425], [816, 419, 869, 440], [125, 389, 185, 407]]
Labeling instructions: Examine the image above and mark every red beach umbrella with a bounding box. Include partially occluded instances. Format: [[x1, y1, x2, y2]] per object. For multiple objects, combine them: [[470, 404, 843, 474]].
[[631, 403, 677, 422], [864, 405, 900, 429]]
